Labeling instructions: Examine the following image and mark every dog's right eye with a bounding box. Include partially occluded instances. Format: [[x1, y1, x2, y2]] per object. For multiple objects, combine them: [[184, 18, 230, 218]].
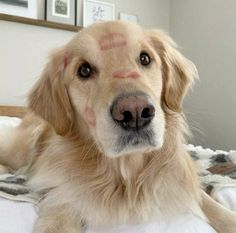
[[140, 52, 151, 66], [77, 62, 93, 79]]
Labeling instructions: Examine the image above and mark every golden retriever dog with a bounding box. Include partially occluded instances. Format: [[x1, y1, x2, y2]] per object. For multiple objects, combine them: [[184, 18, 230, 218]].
[[0, 21, 236, 233]]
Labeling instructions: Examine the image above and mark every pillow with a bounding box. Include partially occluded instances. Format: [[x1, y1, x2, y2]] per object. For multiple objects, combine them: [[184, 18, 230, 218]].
[[0, 116, 21, 128]]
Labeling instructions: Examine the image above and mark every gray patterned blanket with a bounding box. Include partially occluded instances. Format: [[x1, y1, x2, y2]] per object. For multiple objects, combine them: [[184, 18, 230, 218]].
[[0, 173, 41, 204], [187, 144, 236, 195]]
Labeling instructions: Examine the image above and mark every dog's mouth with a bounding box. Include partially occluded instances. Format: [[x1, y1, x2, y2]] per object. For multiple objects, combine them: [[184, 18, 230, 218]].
[[115, 127, 157, 154]]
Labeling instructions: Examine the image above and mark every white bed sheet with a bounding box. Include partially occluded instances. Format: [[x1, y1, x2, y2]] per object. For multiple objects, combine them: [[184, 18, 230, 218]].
[[86, 215, 217, 233], [0, 198, 37, 233], [212, 185, 236, 212], [0, 196, 217, 233]]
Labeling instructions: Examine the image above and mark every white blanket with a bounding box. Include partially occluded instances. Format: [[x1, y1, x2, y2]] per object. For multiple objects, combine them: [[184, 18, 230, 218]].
[[86, 215, 217, 233], [0, 197, 217, 233], [0, 198, 37, 233]]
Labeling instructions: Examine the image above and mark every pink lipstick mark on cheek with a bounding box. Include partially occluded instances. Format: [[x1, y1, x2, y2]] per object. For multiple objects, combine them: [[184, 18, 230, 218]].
[[84, 106, 96, 127], [99, 33, 127, 51], [63, 54, 69, 69], [112, 70, 140, 79]]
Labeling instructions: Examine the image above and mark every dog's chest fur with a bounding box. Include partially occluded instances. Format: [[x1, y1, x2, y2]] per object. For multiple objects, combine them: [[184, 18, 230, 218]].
[[24, 122, 206, 228], [41, 142, 205, 227], [79, 168, 204, 227]]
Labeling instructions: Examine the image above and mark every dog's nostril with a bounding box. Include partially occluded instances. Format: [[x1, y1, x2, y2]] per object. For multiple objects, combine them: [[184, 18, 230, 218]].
[[122, 111, 133, 123], [141, 107, 155, 119], [141, 108, 153, 118]]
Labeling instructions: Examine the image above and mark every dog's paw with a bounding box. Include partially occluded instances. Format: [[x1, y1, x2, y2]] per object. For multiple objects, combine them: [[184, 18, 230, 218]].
[[34, 226, 80, 233], [34, 216, 82, 233]]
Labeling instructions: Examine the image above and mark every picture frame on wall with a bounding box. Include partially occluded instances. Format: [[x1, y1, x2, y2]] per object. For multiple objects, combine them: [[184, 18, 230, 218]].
[[119, 13, 138, 23], [46, 0, 76, 25], [0, 0, 43, 19], [83, 0, 115, 27]]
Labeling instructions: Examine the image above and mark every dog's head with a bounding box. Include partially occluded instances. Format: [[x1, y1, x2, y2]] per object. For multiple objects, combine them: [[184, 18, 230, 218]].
[[28, 21, 196, 157]]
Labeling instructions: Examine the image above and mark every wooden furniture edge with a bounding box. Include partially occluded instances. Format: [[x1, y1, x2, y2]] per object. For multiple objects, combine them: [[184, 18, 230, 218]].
[[0, 105, 27, 118], [0, 13, 82, 32]]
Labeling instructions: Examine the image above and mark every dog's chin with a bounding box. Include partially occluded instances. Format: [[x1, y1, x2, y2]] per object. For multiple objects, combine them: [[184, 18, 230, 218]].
[[102, 130, 164, 158]]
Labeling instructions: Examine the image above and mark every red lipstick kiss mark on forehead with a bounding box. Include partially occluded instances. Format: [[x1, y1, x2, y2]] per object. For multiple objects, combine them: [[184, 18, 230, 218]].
[[113, 70, 140, 79], [99, 33, 127, 51]]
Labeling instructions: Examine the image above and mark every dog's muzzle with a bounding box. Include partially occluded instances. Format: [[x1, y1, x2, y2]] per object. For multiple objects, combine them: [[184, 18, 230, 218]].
[[110, 92, 155, 131]]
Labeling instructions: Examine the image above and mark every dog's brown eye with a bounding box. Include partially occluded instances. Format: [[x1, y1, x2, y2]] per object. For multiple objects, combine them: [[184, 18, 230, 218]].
[[140, 52, 151, 66], [77, 62, 93, 79]]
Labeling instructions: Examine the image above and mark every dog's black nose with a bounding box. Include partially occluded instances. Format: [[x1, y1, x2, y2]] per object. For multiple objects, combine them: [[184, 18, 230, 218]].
[[111, 93, 155, 130]]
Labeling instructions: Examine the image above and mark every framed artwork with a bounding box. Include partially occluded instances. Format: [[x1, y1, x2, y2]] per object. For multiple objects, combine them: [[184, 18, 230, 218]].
[[46, 0, 76, 25], [119, 13, 138, 23], [83, 0, 115, 27], [0, 0, 43, 19]]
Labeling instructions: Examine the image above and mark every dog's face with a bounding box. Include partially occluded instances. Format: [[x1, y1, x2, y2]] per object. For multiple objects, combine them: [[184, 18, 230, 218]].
[[29, 21, 196, 158], [68, 22, 165, 157]]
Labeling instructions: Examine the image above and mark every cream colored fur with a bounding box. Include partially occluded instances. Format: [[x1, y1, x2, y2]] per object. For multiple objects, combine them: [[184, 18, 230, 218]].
[[0, 21, 235, 233]]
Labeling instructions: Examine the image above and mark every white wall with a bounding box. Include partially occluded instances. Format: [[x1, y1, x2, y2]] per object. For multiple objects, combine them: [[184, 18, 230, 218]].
[[0, 21, 74, 105], [76, 0, 170, 29], [0, 0, 170, 106], [170, 0, 236, 150]]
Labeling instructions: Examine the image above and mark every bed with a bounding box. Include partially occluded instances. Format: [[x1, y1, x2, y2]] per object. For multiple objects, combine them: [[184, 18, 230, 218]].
[[0, 105, 235, 233], [0, 106, 37, 233]]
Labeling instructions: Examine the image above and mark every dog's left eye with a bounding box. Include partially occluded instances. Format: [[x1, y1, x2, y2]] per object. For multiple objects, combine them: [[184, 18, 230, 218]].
[[140, 52, 151, 66], [77, 62, 93, 79]]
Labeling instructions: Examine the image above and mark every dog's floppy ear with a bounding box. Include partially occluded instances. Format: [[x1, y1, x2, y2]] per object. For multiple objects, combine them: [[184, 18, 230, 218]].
[[147, 30, 197, 113], [28, 47, 74, 135]]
